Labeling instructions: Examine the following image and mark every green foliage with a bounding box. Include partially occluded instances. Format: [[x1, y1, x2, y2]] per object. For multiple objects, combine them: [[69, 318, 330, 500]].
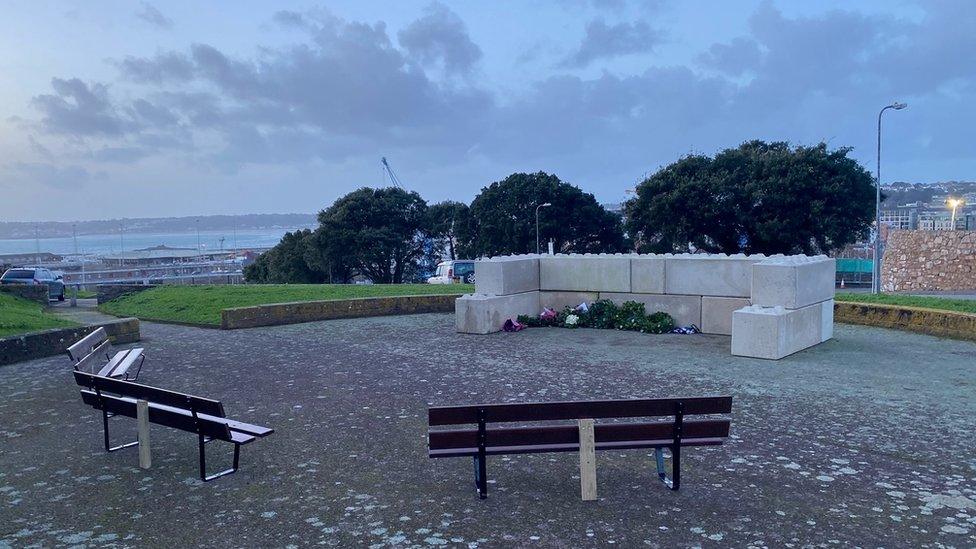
[[0, 293, 77, 337], [426, 201, 471, 260], [835, 292, 976, 314], [625, 141, 876, 255], [517, 299, 675, 334], [99, 284, 473, 326], [463, 172, 628, 257], [244, 229, 326, 283]]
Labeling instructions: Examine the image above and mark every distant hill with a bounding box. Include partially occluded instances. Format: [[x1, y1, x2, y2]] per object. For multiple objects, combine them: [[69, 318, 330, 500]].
[[0, 213, 317, 239], [883, 181, 976, 207]]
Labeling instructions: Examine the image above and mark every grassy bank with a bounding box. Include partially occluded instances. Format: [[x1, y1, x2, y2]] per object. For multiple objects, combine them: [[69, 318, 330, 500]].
[[0, 294, 78, 338], [99, 284, 474, 326], [835, 293, 976, 315]]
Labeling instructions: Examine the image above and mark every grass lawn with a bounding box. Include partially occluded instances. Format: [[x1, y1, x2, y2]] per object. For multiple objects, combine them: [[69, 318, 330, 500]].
[[835, 292, 976, 315], [99, 283, 475, 326], [0, 293, 78, 338]]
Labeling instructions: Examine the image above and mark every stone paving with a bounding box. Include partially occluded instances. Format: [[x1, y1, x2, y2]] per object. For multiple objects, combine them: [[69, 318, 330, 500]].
[[1, 314, 974, 547]]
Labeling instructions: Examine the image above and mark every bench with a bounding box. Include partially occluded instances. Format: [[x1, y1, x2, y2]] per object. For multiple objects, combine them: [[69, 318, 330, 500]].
[[74, 371, 274, 481], [67, 327, 145, 381], [428, 396, 732, 499]]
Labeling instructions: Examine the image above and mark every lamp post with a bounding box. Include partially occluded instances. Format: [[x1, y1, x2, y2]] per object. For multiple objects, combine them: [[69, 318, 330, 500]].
[[947, 198, 964, 230], [874, 101, 907, 294], [535, 202, 551, 255]]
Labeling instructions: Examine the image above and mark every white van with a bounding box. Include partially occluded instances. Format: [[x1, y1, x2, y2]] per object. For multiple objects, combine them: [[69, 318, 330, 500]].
[[427, 260, 475, 284]]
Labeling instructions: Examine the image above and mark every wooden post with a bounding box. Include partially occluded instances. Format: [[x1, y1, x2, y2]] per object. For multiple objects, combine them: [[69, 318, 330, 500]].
[[578, 419, 597, 501], [137, 399, 151, 469]]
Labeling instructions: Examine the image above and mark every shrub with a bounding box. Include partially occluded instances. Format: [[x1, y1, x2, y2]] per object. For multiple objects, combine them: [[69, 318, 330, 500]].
[[518, 300, 675, 334]]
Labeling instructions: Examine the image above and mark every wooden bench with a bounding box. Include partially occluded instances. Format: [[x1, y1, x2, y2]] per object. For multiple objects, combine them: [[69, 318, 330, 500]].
[[428, 396, 732, 499], [67, 327, 145, 381], [74, 371, 274, 481]]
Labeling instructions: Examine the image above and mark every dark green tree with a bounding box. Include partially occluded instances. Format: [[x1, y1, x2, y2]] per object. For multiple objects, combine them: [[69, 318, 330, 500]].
[[244, 229, 326, 283], [317, 187, 430, 283], [465, 172, 627, 257], [625, 141, 876, 255], [426, 201, 470, 260]]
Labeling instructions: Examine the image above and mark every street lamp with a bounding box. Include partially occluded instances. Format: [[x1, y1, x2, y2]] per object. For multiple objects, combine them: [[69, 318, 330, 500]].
[[873, 101, 907, 294], [947, 198, 964, 230], [536, 202, 552, 255]]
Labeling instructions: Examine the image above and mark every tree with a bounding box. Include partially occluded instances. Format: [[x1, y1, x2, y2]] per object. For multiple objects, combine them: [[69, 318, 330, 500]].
[[625, 141, 876, 255], [317, 187, 430, 283], [464, 172, 627, 257], [244, 229, 326, 283], [426, 201, 470, 260]]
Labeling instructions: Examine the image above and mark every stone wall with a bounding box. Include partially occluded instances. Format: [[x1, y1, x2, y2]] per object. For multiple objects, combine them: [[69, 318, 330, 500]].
[[96, 284, 159, 304], [221, 294, 459, 329], [0, 317, 140, 366], [0, 285, 49, 304], [882, 230, 976, 292]]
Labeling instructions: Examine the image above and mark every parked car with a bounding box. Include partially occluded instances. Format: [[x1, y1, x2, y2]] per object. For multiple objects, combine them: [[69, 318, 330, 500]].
[[427, 260, 475, 284], [0, 267, 65, 301]]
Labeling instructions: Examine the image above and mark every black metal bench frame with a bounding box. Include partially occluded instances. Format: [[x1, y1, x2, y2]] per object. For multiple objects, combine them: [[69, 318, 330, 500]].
[[428, 396, 732, 499], [75, 371, 273, 481]]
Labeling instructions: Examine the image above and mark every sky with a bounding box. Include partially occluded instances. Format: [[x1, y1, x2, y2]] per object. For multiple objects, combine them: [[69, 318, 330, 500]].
[[1, 0, 973, 222]]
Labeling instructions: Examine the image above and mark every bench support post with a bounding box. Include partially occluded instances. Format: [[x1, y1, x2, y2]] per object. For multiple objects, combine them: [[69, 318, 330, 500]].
[[654, 401, 683, 491], [198, 434, 240, 482], [97, 388, 138, 453], [578, 419, 597, 501], [137, 400, 151, 469], [475, 409, 488, 499]]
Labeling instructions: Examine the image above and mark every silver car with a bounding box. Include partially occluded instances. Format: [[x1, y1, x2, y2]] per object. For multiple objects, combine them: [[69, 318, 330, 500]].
[[0, 267, 65, 301]]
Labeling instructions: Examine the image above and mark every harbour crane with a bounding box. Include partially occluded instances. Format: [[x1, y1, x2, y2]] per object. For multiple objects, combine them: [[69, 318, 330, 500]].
[[381, 157, 403, 188]]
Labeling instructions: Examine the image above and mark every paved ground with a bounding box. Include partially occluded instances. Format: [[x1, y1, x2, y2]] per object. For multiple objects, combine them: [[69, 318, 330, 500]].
[[1, 314, 974, 548], [48, 299, 114, 325]]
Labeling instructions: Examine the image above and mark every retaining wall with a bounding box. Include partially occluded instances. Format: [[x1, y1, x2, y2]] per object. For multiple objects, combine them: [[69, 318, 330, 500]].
[[882, 230, 976, 292], [97, 284, 159, 304], [834, 301, 976, 341], [221, 294, 459, 329], [0, 285, 49, 305], [0, 317, 140, 366]]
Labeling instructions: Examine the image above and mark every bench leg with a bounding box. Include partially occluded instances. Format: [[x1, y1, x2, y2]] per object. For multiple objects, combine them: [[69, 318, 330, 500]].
[[198, 434, 240, 482], [102, 410, 138, 452], [125, 355, 146, 382], [654, 446, 681, 491], [472, 454, 487, 499]]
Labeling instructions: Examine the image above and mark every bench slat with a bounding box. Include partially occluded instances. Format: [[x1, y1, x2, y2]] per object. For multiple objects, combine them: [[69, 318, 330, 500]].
[[429, 419, 730, 450], [429, 437, 727, 458], [74, 340, 112, 373], [80, 390, 234, 441], [66, 327, 108, 362], [98, 349, 143, 378], [428, 396, 732, 426], [74, 371, 224, 417]]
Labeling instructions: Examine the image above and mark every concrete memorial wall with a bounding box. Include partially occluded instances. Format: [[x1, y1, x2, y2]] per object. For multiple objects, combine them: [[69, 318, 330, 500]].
[[455, 253, 836, 360]]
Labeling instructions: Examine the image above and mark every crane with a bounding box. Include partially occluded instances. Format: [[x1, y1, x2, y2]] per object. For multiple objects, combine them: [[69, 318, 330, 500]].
[[380, 157, 403, 188]]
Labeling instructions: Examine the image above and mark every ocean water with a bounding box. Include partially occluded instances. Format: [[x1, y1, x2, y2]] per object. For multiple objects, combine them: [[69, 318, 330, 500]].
[[0, 228, 304, 256]]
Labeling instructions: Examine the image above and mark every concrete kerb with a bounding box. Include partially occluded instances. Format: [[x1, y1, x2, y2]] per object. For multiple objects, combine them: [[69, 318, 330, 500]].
[[834, 300, 976, 341]]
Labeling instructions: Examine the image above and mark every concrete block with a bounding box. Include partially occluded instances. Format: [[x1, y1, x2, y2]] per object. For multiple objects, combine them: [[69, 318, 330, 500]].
[[701, 296, 751, 335], [540, 291, 599, 311], [665, 254, 764, 297], [540, 254, 631, 293], [731, 301, 832, 359], [455, 291, 541, 334], [751, 255, 836, 309], [631, 255, 666, 293], [820, 299, 834, 342], [474, 255, 541, 296], [601, 292, 702, 327]]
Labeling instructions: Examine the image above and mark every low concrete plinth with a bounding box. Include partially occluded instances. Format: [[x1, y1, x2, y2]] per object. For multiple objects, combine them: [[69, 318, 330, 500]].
[[474, 256, 540, 296], [731, 300, 833, 359], [455, 292, 540, 334], [701, 296, 751, 335], [540, 291, 599, 311], [540, 255, 631, 293], [601, 292, 702, 328], [665, 255, 762, 298], [751, 256, 835, 309]]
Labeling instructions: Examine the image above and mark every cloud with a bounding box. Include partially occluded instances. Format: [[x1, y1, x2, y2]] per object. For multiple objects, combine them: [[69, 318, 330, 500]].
[[561, 18, 661, 67], [136, 3, 173, 29], [697, 37, 763, 77], [7, 162, 92, 189], [31, 78, 132, 136], [397, 2, 482, 75]]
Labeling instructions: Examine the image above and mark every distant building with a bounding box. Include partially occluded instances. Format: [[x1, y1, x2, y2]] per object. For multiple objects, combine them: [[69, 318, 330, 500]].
[[97, 245, 229, 266]]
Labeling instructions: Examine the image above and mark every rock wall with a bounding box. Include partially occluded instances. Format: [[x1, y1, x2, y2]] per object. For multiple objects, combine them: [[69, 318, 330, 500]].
[[0, 285, 49, 304], [0, 317, 140, 366], [221, 294, 459, 329], [96, 284, 159, 304], [882, 230, 976, 292]]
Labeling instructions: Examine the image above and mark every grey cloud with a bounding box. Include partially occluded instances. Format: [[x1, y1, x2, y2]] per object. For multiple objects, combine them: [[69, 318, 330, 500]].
[[8, 162, 91, 189], [117, 51, 195, 83], [91, 146, 151, 163], [697, 37, 763, 76], [561, 18, 661, 67], [136, 3, 173, 29], [397, 2, 482, 75], [31, 78, 131, 136]]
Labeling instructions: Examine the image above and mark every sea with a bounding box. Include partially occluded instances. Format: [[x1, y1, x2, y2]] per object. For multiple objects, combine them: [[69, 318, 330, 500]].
[[0, 228, 303, 256]]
